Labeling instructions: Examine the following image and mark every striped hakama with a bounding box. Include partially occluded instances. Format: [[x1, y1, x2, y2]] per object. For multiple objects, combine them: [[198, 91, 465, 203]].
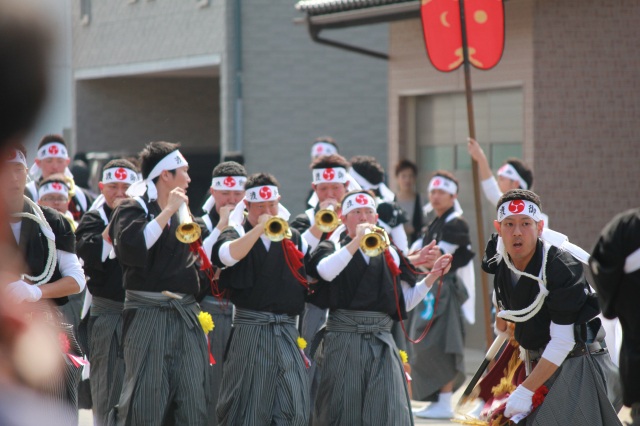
[[216, 308, 310, 426], [115, 291, 210, 426], [408, 274, 467, 401], [523, 350, 622, 425], [89, 297, 125, 426], [311, 310, 413, 426], [199, 295, 234, 426]]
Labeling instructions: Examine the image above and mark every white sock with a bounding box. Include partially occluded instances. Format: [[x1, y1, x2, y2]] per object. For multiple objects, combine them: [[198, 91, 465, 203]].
[[438, 392, 453, 408]]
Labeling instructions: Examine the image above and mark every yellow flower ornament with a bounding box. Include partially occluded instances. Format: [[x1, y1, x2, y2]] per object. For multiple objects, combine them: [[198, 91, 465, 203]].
[[198, 311, 215, 334]]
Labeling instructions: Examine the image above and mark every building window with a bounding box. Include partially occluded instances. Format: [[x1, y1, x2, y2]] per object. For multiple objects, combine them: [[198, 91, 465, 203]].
[[412, 87, 523, 195]]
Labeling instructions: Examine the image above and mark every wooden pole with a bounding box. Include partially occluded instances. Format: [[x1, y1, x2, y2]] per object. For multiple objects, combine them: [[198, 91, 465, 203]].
[[458, 0, 493, 349]]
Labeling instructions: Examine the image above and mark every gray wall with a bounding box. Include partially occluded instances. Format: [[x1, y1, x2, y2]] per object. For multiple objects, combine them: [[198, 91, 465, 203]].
[[75, 77, 220, 154], [237, 0, 390, 210], [72, 0, 225, 69]]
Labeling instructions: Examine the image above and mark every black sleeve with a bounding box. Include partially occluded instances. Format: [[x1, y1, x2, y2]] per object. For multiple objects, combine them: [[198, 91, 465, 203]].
[[481, 233, 500, 274], [306, 240, 337, 308], [442, 218, 475, 271], [289, 213, 311, 234], [546, 249, 600, 325], [75, 210, 108, 272], [589, 208, 640, 318], [42, 206, 76, 253], [377, 201, 408, 227], [210, 226, 241, 269], [109, 199, 149, 268], [394, 245, 417, 287]]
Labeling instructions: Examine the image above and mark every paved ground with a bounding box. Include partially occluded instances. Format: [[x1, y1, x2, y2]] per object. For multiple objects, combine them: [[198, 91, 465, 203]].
[[78, 347, 632, 425]]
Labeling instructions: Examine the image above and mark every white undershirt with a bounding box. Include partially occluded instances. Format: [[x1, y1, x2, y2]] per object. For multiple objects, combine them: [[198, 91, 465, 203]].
[[11, 221, 85, 292], [316, 244, 431, 311]]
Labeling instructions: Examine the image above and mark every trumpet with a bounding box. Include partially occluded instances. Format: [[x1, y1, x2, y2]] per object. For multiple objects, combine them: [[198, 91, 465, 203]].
[[176, 202, 202, 244], [314, 204, 341, 233], [64, 175, 76, 197], [360, 226, 390, 257], [264, 216, 292, 242]]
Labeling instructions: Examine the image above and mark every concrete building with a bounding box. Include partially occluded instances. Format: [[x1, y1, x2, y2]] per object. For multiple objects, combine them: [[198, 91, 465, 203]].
[[69, 0, 389, 209], [296, 0, 640, 349]]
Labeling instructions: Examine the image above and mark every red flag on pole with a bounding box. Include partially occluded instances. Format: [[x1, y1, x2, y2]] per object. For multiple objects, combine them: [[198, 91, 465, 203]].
[[420, 0, 505, 72]]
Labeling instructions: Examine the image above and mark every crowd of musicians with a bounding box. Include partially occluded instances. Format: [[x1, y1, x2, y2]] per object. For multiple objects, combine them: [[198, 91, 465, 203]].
[[2, 130, 639, 426]]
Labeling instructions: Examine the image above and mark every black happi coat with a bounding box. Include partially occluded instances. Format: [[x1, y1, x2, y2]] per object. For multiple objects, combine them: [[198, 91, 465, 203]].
[[306, 237, 417, 320], [422, 206, 474, 273], [483, 235, 599, 350], [9, 202, 76, 306], [109, 196, 200, 295], [211, 222, 308, 316], [76, 205, 125, 302]]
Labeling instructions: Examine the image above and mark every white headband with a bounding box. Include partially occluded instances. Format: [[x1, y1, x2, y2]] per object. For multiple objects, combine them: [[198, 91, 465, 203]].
[[211, 175, 246, 191], [102, 167, 138, 184], [498, 163, 528, 190], [497, 199, 543, 222], [348, 167, 395, 202], [245, 185, 279, 202], [6, 149, 27, 167], [428, 176, 458, 195], [37, 142, 68, 160], [310, 142, 338, 158], [312, 167, 348, 185], [202, 175, 247, 213], [126, 150, 188, 201], [39, 181, 69, 198], [341, 192, 376, 216]]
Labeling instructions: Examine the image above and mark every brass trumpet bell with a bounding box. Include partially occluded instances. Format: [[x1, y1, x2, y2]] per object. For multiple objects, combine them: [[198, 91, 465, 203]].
[[314, 205, 340, 233], [176, 202, 202, 244], [360, 226, 390, 257], [265, 216, 291, 242]]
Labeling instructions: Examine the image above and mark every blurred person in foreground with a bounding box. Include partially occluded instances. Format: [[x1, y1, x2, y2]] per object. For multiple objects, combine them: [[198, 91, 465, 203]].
[[0, 1, 85, 424]]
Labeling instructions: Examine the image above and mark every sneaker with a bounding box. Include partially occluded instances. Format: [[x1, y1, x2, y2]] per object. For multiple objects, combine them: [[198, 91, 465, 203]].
[[414, 401, 453, 419]]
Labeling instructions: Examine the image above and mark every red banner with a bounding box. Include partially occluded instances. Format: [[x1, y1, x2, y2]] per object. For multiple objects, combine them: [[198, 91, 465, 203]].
[[421, 0, 505, 72]]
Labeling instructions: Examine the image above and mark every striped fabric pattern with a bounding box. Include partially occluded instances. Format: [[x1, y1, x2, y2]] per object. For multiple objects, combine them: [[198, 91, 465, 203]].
[[525, 351, 622, 426], [311, 309, 414, 426], [199, 295, 234, 426], [116, 291, 210, 426], [89, 297, 125, 426], [216, 308, 310, 426]]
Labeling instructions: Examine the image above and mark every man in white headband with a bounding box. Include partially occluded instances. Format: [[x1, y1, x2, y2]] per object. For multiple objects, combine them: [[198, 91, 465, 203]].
[[467, 137, 534, 205], [209, 172, 311, 425], [1, 143, 86, 422], [305, 189, 452, 424], [108, 141, 210, 425], [26, 134, 95, 221], [482, 189, 621, 423], [38, 174, 72, 218], [591, 208, 640, 426], [411, 170, 475, 419], [349, 155, 410, 253], [290, 154, 351, 366], [198, 160, 246, 425], [310, 135, 339, 159], [74, 158, 138, 426]]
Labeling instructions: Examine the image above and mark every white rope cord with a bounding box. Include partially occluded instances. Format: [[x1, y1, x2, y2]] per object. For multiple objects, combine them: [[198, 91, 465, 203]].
[[13, 196, 57, 286], [497, 241, 551, 323]]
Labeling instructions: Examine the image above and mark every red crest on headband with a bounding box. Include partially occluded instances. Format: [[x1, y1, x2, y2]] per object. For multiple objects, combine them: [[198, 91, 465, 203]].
[[259, 186, 272, 200], [114, 168, 128, 180], [508, 200, 525, 214], [51, 182, 63, 191], [433, 178, 442, 187], [355, 194, 368, 205], [322, 168, 335, 181], [8, 150, 17, 160], [223, 176, 236, 187], [48, 145, 59, 155]]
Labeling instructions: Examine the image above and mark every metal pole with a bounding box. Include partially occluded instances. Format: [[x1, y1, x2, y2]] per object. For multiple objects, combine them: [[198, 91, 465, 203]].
[[458, 0, 493, 349]]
